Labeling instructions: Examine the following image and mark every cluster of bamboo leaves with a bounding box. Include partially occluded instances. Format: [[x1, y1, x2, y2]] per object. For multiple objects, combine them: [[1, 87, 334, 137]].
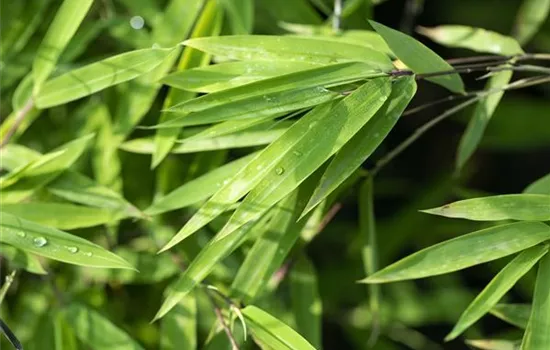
[[1, 0, 549, 349]]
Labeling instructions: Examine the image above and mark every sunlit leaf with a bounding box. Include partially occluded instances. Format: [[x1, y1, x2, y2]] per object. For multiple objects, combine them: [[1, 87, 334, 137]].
[[0, 245, 47, 275], [490, 304, 530, 329], [524, 173, 550, 195], [422, 194, 550, 221], [369, 20, 465, 93], [183, 35, 393, 69], [0, 212, 133, 269], [446, 245, 547, 341], [242, 305, 316, 350], [361, 221, 550, 283], [466, 339, 520, 350], [513, 0, 550, 44], [418, 25, 523, 55]]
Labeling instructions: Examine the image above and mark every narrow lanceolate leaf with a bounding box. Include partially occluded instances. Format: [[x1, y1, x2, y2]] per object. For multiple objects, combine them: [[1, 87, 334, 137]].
[[219, 0, 253, 34], [422, 194, 550, 221], [242, 305, 316, 350], [490, 304, 531, 329], [157, 86, 341, 127], [466, 339, 520, 350], [35, 48, 175, 108], [361, 221, 550, 283], [183, 35, 393, 69], [446, 245, 548, 341], [33, 0, 94, 91], [63, 304, 145, 350], [521, 252, 550, 349], [456, 70, 513, 171], [213, 78, 391, 242], [0, 245, 47, 275], [0, 212, 133, 269], [0, 202, 122, 230], [303, 76, 416, 215], [1, 134, 94, 203], [524, 173, 550, 195], [513, 0, 550, 44], [164, 62, 385, 113], [417, 26, 524, 55], [145, 153, 257, 215], [160, 78, 391, 252], [161, 61, 320, 93], [160, 293, 197, 350], [290, 257, 322, 349], [369, 20, 465, 94]]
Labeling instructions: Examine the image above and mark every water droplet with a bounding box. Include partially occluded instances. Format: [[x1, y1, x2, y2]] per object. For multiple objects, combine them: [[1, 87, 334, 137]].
[[33, 237, 48, 247], [308, 122, 318, 129], [66, 246, 79, 254], [16, 231, 26, 238], [130, 16, 145, 30], [84, 252, 93, 257], [292, 151, 302, 157], [275, 167, 285, 175], [223, 179, 230, 185]]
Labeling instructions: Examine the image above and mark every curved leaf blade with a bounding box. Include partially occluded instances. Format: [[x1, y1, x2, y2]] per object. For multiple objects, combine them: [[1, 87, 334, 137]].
[[524, 173, 550, 195], [0, 245, 47, 275], [513, 0, 550, 44], [490, 304, 531, 329]]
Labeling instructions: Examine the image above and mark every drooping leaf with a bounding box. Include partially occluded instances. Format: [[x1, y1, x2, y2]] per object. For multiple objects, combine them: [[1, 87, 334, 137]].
[[369, 20, 465, 93], [161, 61, 320, 93], [490, 304, 531, 329], [446, 245, 548, 341], [33, 0, 94, 91], [0, 245, 47, 275], [422, 194, 550, 221], [524, 173, 550, 195], [0, 212, 133, 269], [418, 25, 524, 55], [303, 76, 416, 215], [35, 48, 176, 108], [242, 305, 316, 350], [63, 303, 145, 350], [361, 221, 550, 283], [520, 252, 550, 349], [183, 35, 393, 69], [290, 256, 322, 349], [513, 0, 550, 44], [456, 70, 513, 171], [466, 339, 520, 350], [160, 292, 197, 350]]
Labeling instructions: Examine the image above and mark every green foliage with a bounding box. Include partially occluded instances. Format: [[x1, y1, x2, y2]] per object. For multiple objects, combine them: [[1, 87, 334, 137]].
[[1, 1, 549, 349]]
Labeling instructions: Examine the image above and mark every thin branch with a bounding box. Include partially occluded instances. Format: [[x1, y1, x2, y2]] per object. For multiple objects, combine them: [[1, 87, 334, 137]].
[[206, 290, 240, 350], [446, 55, 513, 65], [0, 271, 16, 305], [1, 99, 34, 149], [0, 318, 23, 350], [315, 202, 343, 235]]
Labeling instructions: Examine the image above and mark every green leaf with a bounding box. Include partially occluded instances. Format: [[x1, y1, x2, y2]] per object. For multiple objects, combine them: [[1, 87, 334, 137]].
[[33, 0, 94, 91], [161, 60, 321, 93], [0, 245, 47, 275], [63, 303, 145, 350], [241, 305, 316, 350], [490, 304, 531, 329], [151, 0, 204, 47], [290, 256, 322, 349], [456, 70, 513, 171], [446, 245, 548, 341], [35, 48, 175, 108], [361, 221, 550, 283], [417, 25, 524, 55], [513, 0, 550, 45], [219, 0, 254, 34], [369, 20, 465, 94], [145, 153, 257, 215], [0, 202, 123, 230], [303, 76, 416, 215], [160, 292, 197, 350], [161, 77, 391, 251], [422, 194, 550, 221], [12, 73, 34, 112], [0, 212, 133, 269], [183, 35, 393, 69], [466, 339, 520, 350], [524, 173, 550, 195], [521, 252, 550, 349], [54, 311, 78, 350]]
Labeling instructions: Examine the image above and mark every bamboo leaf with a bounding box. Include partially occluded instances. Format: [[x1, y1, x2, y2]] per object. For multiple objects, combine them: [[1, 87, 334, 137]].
[[418, 25, 524, 55], [0, 245, 47, 275], [524, 173, 550, 195], [303, 76, 416, 215], [0, 212, 133, 269], [446, 245, 548, 341], [242, 305, 316, 350], [160, 292, 197, 350], [33, 0, 94, 91], [361, 221, 550, 283], [369, 20, 465, 93], [219, 0, 254, 34], [513, 0, 550, 44], [35, 48, 175, 108], [490, 304, 531, 329], [183, 35, 393, 69], [520, 252, 550, 349], [54, 311, 78, 350], [63, 303, 145, 350], [422, 194, 550, 221], [466, 339, 520, 350]]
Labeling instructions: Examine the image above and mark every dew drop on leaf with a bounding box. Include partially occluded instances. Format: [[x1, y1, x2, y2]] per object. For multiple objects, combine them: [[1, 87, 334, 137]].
[[33, 237, 48, 247], [66, 246, 79, 254], [84, 252, 93, 257], [275, 167, 285, 175], [16, 231, 26, 238], [292, 151, 302, 157]]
